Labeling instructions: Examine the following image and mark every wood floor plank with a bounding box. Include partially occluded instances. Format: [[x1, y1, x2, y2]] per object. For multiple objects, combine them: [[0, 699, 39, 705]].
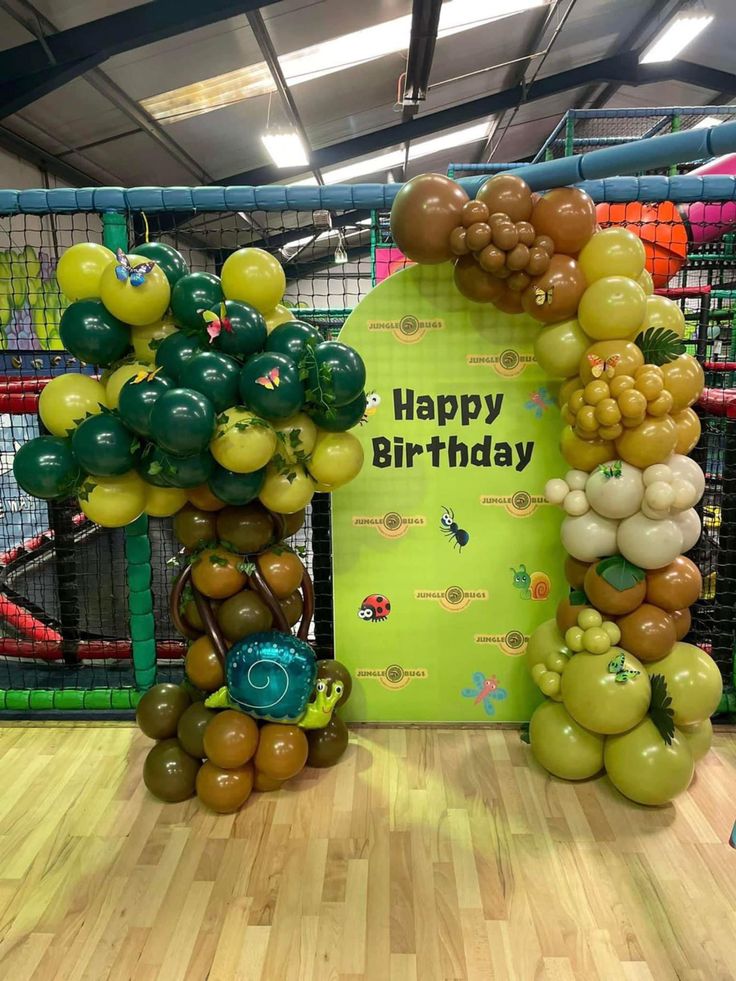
[[0, 724, 732, 981]]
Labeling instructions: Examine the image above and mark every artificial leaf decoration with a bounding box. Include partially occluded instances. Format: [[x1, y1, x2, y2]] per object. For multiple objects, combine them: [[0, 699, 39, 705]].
[[519, 722, 530, 745], [634, 327, 685, 366], [649, 673, 676, 745], [569, 588, 589, 607], [596, 555, 646, 592]]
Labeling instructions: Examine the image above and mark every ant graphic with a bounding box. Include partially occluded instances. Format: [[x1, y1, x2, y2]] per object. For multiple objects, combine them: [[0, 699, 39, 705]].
[[440, 506, 470, 551]]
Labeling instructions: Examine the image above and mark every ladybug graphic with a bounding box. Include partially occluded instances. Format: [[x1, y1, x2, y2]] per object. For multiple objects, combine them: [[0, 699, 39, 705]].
[[358, 594, 391, 623]]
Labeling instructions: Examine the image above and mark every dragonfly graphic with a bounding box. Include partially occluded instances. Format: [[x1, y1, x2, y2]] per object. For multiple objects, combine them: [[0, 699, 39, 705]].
[[524, 387, 554, 418], [461, 672, 508, 717]]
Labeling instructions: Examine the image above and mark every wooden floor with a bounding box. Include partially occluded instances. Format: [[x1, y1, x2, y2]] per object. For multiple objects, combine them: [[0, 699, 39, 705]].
[[0, 726, 734, 981]]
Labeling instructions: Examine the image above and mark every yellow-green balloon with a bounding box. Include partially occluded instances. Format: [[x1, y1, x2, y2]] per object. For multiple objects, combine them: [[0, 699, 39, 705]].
[[530, 700, 604, 780], [578, 227, 646, 283], [641, 294, 686, 338], [604, 718, 694, 805], [646, 642, 722, 725], [56, 242, 115, 301], [561, 648, 651, 734], [533, 319, 590, 378], [677, 718, 712, 762], [526, 619, 570, 673], [578, 277, 647, 341]]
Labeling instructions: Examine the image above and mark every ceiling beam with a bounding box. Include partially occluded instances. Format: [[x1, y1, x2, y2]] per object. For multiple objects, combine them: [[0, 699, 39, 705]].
[[402, 0, 443, 107], [246, 9, 323, 185], [220, 53, 736, 186], [0, 0, 283, 114], [0, 0, 212, 182]]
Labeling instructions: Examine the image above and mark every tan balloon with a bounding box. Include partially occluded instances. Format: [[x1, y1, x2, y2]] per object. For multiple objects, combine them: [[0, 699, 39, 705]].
[[521, 254, 587, 324], [617, 603, 676, 663], [645, 556, 702, 611], [453, 255, 505, 303], [476, 174, 533, 222], [641, 294, 686, 338], [531, 187, 597, 254], [673, 407, 701, 454], [661, 355, 704, 411], [615, 416, 678, 469], [560, 426, 615, 471], [533, 318, 591, 378], [671, 607, 691, 641], [390, 173, 468, 264]]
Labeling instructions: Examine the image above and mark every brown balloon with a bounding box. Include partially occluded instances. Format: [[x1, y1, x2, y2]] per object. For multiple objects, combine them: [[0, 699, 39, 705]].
[[196, 760, 254, 813], [306, 715, 349, 768], [478, 244, 505, 273], [453, 255, 505, 303], [281, 590, 304, 628], [316, 659, 353, 708], [203, 709, 260, 768], [521, 254, 586, 324], [185, 636, 225, 692], [526, 247, 550, 277], [507, 271, 531, 293], [216, 503, 274, 554], [564, 556, 591, 589], [136, 683, 191, 740], [143, 738, 200, 802], [617, 603, 676, 663], [253, 770, 284, 792], [516, 221, 536, 246], [462, 199, 490, 226], [390, 173, 468, 264], [449, 227, 469, 256], [177, 701, 217, 759], [584, 562, 646, 615], [507, 243, 530, 271], [476, 174, 533, 222], [493, 287, 524, 314], [466, 222, 492, 252], [217, 588, 273, 641], [671, 606, 692, 641], [183, 597, 220, 633], [531, 187, 597, 254], [281, 509, 306, 537], [173, 505, 218, 550], [556, 595, 592, 634], [645, 556, 702, 611], [254, 723, 308, 781]]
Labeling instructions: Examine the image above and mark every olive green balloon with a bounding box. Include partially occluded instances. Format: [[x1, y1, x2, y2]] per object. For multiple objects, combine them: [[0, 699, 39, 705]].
[[529, 700, 604, 780], [526, 618, 571, 674], [678, 718, 713, 762], [143, 738, 200, 802], [216, 503, 274, 552], [604, 718, 694, 805], [533, 318, 591, 379], [177, 702, 217, 758], [561, 648, 651, 735], [216, 589, 273, 641], [646, 642, 722, 725], [136, 683, 191, 739], [306, 715, 349, 768]]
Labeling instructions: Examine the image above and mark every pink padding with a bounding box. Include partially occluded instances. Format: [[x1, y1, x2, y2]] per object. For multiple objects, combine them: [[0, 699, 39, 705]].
[[683, 154, 736, 244]]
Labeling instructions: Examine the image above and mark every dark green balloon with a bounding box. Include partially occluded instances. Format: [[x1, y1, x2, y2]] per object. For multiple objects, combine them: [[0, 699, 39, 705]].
[[208, 464, 265, 505], [170, 272, 223, 330], [214, 301, 267, 358], [118, 373, 174, 437], [306, 341, 366, 408], [265, 320, 321, 363], [136, 682, 191, 739], [177, 702, 217, 758], [179, 351, 240, 412], [13, 436, 80, 500], [239, 352, 304, 421], [71, 413, 139, 476], [149, 387, 215, 457], [134, 241, 189, 287], [310, 390, 367, 431], [139, 444, 214, 488], [143, 738, 200, 802], [60, 299, 130, 366], [154, 331, 203, 382]]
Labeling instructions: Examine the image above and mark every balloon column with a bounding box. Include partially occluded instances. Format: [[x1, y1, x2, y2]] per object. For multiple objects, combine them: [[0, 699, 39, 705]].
[[391, 172, 721, 806], [12, 238, 360, 812], [14, 241, 367, 524]]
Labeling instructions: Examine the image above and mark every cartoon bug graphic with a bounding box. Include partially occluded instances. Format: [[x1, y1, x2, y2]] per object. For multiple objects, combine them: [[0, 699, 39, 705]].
[[358, 594, 391, 623], [461, 673, 508, 716], [510, 564, 551, 600], [440, 506, 469, 551]]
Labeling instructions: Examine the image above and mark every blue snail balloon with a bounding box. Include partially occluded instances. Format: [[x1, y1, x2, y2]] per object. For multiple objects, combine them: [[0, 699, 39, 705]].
[[206, 631, 317, 721]]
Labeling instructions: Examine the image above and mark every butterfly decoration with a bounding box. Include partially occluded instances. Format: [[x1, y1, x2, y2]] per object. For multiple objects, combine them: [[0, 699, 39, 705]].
[[131, 366, 163, 384], [607, 653, 640, 684], [534, 287, 554, 306], [256, 367, 280, 390], [599, 460, 623, 480], [524, 386, 554, 418], [587, 353, 621, 379], [200, 303, 233, 343], [114, 249, 156, 287], [461, 672, 508, 716]]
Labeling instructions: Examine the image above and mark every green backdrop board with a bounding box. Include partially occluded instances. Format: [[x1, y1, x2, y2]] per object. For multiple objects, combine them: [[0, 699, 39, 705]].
[[332, 263, 567, 723]]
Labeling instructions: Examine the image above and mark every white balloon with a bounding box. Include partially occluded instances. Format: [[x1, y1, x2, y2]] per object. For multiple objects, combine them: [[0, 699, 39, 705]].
[[564, 490, 590, 516], [545, 478, 569, 505], [584, 460, 644, 519], [673, 508, 702, 552], [667, 454, 705, 504], [671, 478, 697, 511], [644, 480, 676, 512], [617, 512, 684, 569], [643, 464, 673, 486], [561, 511, 619, 562], [566, 469, 588, 491]]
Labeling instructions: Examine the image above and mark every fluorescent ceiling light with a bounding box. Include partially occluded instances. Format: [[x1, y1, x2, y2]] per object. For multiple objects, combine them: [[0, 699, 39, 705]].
[[141, 0, 547, 122], [693, 115, 724, 129], [261, 130, 309, 168], [640, 13, 714, 63]]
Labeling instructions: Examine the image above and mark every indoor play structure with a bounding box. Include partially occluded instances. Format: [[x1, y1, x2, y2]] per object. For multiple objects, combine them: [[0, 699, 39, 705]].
[[1, 112, 736, 809]]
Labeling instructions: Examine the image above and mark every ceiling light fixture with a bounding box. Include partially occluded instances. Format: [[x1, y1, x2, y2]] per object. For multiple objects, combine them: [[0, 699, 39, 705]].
[[261, 129, 310, 168], [692, 115, 724, 129], [639, 11, 714, 64]]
